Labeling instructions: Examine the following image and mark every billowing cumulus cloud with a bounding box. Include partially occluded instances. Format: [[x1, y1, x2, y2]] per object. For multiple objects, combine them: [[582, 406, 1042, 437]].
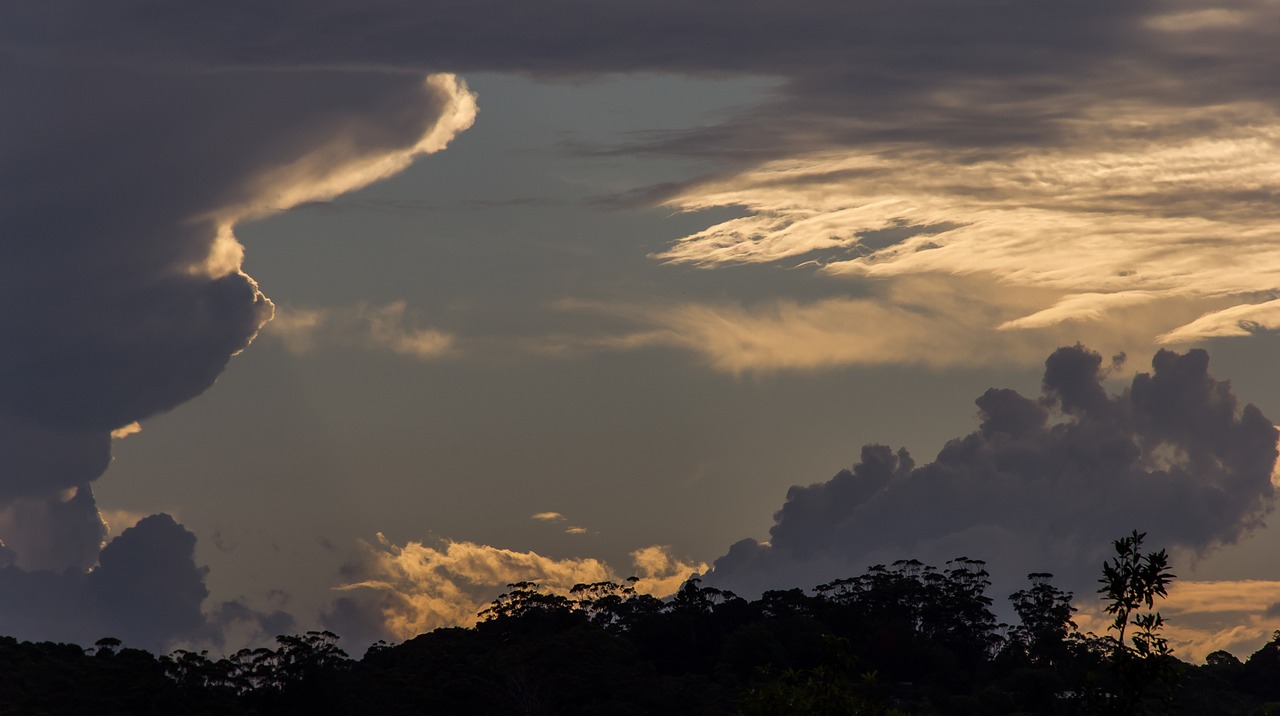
[[326, 534, 706, 646], [706, 346, 1279, 601], [0, 515, 207, 652]]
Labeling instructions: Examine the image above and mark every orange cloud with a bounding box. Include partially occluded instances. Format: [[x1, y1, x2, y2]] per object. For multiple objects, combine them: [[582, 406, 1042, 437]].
[[336, 534, 705, 640]]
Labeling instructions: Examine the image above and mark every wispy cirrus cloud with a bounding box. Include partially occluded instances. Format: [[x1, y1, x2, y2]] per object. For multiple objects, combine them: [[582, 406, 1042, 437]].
[[535, 281, 1228, 373], [655, 121, 1280, 350], [266, 300, 456, 360]]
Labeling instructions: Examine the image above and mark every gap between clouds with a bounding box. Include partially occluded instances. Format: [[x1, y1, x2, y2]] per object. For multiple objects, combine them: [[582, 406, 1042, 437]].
[[262, 280, 1241, 374], [266, 301, 456, 360]]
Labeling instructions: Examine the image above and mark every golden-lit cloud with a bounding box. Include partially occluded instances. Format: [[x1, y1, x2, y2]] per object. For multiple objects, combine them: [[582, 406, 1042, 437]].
[[265, 301, 456, 360], [531, 511, 566, 522], [97, 507, 147, 538], [652, 105, 1280, 362], [1157, 299, 1280, 344], [544, 280, 1226, 373], [630, 545, 709, 597], [336, 534, 705, 640], [109, 422, 142, 440], [199, 74, 478, 279]]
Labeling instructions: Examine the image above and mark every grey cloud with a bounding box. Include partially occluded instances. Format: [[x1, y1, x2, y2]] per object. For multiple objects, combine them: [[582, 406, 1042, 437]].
[[0, 8, 470, 575], [87, 514, 209, 649], [321, 595, 397, 655], [0, 488, 105, 572], [0, 513, 222, 653], [204, 599, 298, 650], [4, 2, 1276, 184], [1265, 601, 1280, 620], [0, 409, 109, 501], [707, 346, 1278, 598]]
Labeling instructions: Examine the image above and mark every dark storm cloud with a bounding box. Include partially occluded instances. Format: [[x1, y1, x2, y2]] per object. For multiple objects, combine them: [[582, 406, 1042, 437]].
[[87, 514, 209, 646], [13, 1, 1278, 163], [0, 7, 474, 574], [0, 514, 215, 653], [0, 488, 105, 572], [707, 346, 1279, 597], [0, 65, 451, 433]]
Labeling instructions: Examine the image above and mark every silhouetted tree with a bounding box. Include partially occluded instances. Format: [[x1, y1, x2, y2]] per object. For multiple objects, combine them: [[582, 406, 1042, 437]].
[[1006, 572, 1078, 667], [1093, 530, 1178, 714]]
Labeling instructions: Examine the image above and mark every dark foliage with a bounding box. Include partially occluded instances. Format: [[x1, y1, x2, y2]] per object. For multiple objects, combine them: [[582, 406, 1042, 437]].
[[6, 535, 1280, 715]]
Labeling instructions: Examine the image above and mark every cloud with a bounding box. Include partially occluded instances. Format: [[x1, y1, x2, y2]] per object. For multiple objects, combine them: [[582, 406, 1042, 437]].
[[530, 512, 590, 533], [0, 487, 105, 572], [98, 507, 147, 538], [265, 301, 456, 359], [630, 544, 709, 597], [705, 345, 1279, 602], [653, 126, 1280, 346], [0, 513, 222, 653], [1, 9, 476, 646], [109, 422, 142, 440], [1157, 299, 1280, 345], [542, 281, 1226, 373], [327, 534, 705, 644], [86, 514, 210, 649], [531, 512, 566, 522]]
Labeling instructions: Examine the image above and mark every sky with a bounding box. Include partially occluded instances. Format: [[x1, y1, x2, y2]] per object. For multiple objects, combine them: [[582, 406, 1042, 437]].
[[2, 0, 1280, 661]]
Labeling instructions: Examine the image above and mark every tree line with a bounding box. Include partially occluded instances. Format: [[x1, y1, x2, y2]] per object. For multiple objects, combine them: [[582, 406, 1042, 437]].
[[3, 531, 1280, 714]]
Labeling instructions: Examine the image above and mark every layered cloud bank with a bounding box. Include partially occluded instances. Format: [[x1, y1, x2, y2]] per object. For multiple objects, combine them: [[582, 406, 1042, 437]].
[[707, 346, 1279, 603]]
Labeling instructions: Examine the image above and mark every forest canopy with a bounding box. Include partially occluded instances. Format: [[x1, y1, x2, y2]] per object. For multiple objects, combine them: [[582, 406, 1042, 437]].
[[4, 531, 1280, 715]]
